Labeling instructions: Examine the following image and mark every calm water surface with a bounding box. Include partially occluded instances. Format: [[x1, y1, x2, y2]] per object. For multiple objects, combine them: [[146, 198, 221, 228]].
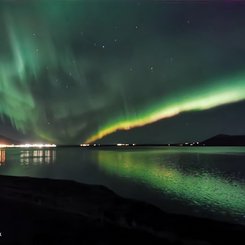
[[0, 146, 245, 224]]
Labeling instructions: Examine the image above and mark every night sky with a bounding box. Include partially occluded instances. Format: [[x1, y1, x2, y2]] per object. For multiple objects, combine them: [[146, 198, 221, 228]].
[[0, 0, 245, 144]]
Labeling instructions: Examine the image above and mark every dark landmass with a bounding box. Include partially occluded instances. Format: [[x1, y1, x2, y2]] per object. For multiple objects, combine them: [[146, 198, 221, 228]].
[[75, 134, 245, 148], [202, 134, 245, 146], [0, 135, 19, 145], [57, 144, 81, 147], [0, 175, 244, 244], [58, 144, 170, 147]]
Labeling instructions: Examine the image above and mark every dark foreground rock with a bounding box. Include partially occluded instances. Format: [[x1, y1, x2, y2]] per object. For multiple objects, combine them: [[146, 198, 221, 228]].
[[0, 175, 244, 245]]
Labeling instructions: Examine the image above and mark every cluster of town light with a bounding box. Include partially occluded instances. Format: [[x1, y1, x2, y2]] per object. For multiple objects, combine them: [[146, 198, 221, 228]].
[[80, 143, 136, 147], [0, 144, 56, 148]]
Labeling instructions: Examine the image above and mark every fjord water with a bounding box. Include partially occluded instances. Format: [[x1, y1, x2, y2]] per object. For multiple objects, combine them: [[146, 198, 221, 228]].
[[0, 146, 245, 224]]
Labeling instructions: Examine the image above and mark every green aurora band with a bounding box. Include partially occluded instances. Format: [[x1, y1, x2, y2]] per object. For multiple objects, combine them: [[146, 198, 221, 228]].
[[0, 2, 245, 143], [86, 76, 245, 142], [0, 4, 100, 142]]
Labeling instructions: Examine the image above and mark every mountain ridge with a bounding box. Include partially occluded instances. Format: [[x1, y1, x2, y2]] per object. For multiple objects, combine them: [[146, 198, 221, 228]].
[[201, 134, 245, 146]]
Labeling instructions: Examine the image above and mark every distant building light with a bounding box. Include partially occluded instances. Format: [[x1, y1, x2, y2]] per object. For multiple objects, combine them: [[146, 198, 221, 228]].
[[0, 144, 56, 148], [116, 143, 129, 146]]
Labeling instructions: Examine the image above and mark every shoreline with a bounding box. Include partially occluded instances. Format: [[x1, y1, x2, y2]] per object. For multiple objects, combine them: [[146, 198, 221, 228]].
[[0, 175, 244, 244]]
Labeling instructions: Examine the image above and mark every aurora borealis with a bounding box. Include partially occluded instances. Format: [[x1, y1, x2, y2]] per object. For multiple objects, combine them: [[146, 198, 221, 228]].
[[0, 1, 245, 143]]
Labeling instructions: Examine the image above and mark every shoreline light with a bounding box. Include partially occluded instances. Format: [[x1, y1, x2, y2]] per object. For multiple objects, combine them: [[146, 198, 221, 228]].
[[0, 144, 56, 148], [116, 143, 130, 147]]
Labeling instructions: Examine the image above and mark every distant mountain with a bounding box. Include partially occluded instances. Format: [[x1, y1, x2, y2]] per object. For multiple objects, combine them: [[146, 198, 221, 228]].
[[0, 135, 19, 145], [202, 134, 245, 146]]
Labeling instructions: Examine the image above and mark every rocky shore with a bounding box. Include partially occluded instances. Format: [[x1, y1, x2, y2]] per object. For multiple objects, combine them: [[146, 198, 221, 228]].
[[0, 175, 244, 244]]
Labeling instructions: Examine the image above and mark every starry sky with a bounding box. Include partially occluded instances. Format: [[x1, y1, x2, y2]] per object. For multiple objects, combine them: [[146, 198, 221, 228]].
[[0, 0, 245, 144]]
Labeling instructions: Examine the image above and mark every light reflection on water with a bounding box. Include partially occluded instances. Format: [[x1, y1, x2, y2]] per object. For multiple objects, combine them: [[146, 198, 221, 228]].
[[0, 146, 244, 224], [0, 148, 56, 166], [97, 150, 245, 221], [20, 149, 56, 165], [0, 149, 6, 165]]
